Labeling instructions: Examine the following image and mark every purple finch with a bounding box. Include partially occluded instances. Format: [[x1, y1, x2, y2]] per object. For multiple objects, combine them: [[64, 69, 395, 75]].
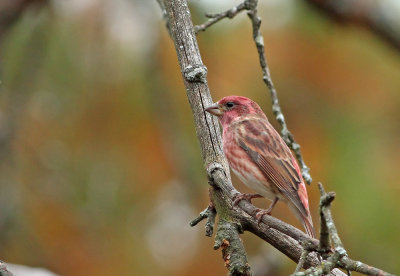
[[205, 96, 315, 238]]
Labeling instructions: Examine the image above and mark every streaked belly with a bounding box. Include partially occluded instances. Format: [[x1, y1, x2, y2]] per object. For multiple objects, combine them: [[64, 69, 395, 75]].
[[229, 156, 279, 201]]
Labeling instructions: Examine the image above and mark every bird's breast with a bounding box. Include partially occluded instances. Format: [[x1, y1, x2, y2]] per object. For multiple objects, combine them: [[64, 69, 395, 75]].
[[223, 130, 279, 201]]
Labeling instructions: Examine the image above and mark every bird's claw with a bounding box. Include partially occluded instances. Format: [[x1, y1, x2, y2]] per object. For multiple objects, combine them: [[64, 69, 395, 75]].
[[255, 208, 272, 224], [232, 193, 263, 206]]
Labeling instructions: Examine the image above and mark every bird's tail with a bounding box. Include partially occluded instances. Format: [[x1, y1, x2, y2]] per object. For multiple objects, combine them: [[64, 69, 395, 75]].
[[301, 212, 315, 238], [289, 203, 316, 238]]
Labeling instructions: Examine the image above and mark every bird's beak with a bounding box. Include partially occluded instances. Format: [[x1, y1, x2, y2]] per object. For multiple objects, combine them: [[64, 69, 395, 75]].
[[205, 103, 223, 116]]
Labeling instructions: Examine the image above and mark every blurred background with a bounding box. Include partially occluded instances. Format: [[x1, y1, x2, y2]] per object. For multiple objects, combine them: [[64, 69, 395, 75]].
[[0, 0, 399, 275]]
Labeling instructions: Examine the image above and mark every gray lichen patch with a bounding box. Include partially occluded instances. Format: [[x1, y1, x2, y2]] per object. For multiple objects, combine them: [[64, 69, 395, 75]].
[[183, 64, 208, 83]]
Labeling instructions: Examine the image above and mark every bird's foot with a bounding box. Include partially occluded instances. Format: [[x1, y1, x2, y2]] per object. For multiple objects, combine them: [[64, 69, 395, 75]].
[[255, 197, 279, 224], [232, 193, 263, 206], [254, 208, 272, 224]]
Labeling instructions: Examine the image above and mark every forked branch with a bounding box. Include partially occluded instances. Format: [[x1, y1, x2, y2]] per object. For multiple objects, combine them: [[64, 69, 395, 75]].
[[157, 0, 394, 275]]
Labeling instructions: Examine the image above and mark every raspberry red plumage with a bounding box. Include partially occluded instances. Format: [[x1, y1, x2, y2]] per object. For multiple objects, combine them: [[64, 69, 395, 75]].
[[205, 96, 315, 238]]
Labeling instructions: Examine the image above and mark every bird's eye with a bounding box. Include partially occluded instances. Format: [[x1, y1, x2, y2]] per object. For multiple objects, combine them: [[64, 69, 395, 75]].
[[226, 102, 235, 108]]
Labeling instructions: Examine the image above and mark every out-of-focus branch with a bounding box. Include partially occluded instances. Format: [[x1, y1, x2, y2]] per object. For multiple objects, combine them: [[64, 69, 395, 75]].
[[0, 261, 12, 276], [155, 0, 170, 37], [0, 0, 48, 160], [305, 0, 400, 52], [0, 0, 47, 41]]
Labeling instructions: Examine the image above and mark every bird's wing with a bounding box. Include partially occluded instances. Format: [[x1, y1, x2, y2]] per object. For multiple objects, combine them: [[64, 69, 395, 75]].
[[235, 117, 308, 218]]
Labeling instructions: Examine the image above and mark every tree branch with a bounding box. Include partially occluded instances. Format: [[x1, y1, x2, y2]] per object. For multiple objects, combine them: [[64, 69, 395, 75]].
[[0, 0, 47, 43], [194, 0, 312, 184], [190, 202, 216, 237], [213, 219, 251, 275], [294, 245, 311, 274], [293, 183, 394, 276], [160, 1, 251, 274], [157, 0, 394, 275], [194, 2, 247, 34], [245, 0, 312, 184]]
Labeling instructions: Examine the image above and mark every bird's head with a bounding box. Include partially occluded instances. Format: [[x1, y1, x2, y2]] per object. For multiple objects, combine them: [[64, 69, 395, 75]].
[[205, 96, 266, 126]]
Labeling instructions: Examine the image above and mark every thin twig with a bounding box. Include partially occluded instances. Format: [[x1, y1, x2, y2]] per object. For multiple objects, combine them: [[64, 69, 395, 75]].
[[318, 183, 345, 254], [318, 183, 331, 255], [190, 203, 216, 237], [194, 2, 247, 34], [158, 0, 395, 275], [245, 0, 312, 184], [294, 248, 310, 273], [301, 183, 395, 276], [194, 0, 313, 184], [339, 256, 393, 276]]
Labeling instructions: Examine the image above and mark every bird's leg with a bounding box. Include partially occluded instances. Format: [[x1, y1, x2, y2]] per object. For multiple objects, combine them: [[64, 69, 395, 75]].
[[265, 197, 279, 215], [255, 197, 279, 224], [232, 193, 263, 206]]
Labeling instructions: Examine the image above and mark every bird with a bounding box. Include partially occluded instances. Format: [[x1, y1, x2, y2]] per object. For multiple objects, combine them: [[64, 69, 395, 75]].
[[205, 96, 315, 238]]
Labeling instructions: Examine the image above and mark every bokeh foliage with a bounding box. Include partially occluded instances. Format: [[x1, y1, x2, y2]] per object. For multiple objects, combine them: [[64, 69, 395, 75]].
[[0, 1, 399, 275]]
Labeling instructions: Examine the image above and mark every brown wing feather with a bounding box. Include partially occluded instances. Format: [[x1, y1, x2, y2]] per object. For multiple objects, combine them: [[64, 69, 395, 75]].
[[236, 117, 308, 218]]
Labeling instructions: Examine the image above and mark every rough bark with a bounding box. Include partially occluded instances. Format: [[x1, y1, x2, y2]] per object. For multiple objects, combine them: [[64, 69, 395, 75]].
[[159, 1, 394, 275]]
